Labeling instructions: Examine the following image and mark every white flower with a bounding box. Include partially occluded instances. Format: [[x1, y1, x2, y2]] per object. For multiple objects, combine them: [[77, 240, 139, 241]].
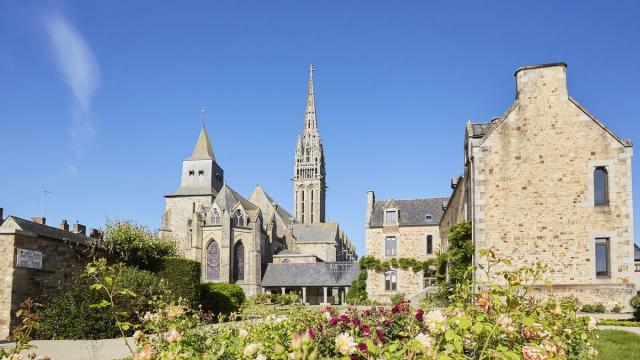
[[424, 309, 446, 333], [288, 353, 296, 360], [256, 355, 267, 360], [335, 332, 357, 355], [587, 316, 597, 331], [323, 311, 332, 320], [239, 328, 249, 338], [164, 328, 182, 343], [415, 332, 434, 350], [244, 343, 263, 357], [497, 314, 515, 332], [132, 330, 144, 341]]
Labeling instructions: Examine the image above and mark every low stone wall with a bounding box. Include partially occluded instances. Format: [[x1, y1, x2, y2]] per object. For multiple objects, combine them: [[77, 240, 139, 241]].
[[532, 283, 636, 311]]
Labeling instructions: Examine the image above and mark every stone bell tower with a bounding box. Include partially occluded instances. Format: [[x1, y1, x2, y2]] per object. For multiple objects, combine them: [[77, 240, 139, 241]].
[[293, 64, 326, 224]]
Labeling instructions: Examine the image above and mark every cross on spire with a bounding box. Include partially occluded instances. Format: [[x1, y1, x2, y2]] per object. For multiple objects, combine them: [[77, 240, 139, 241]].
[[200, 107, 208, 128]]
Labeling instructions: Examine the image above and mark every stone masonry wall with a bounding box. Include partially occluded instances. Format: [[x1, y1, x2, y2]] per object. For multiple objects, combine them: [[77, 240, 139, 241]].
[[472, 64, 635, 309], [365, 225, 441, 303], [0, 233, 95, 338]]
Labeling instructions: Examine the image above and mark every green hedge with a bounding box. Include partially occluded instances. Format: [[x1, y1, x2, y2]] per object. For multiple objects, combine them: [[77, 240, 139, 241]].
[[155, 257, 201, 306], [581, 303, 606, 313], [36, 266, 158, 340], [200, 283, 245, 316]]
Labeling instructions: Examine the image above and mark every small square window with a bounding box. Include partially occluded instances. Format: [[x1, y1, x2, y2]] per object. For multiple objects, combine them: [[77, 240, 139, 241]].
[[425, 214, 433, 221], [198, 170, 205, 176], [188, 170, 195, 176]]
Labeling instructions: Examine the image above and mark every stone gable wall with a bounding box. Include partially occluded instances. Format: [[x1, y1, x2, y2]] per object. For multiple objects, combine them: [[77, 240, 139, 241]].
[[471, 65, 635, 309]]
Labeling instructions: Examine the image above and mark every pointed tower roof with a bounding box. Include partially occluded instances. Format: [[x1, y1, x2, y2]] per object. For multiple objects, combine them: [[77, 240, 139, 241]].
[[187, 127, 216, 160], [304, 64, 318, 130]]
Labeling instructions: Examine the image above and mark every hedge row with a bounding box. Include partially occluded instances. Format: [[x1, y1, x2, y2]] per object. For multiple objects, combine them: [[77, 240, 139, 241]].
[[200, 283, 246, 316], [155, 257, 201, 307]]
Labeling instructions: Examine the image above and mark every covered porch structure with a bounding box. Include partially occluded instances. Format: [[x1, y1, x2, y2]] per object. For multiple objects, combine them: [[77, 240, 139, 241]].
[[261, 262, 359, 305]]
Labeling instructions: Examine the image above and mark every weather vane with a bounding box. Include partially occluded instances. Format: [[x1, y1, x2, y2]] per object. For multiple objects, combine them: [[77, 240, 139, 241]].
[[200, 107, 208, 128]]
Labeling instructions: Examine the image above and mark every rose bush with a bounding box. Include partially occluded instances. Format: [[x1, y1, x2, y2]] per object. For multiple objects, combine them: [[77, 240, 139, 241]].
[[124, 251, 598, 360]]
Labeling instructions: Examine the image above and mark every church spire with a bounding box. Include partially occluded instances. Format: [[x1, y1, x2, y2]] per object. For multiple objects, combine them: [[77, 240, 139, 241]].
[[188, 126, 216, 161], [304, 64, 318, 130]]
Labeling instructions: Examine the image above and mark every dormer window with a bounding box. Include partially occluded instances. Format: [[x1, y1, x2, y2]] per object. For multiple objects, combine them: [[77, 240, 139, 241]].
[[188, 170, 195, 176], [233, 209, 245, 227], [198, 170, 204, 176], [425, 214, 433, 221], [384, 209, 398, 225], [211, 209, 221, 225]]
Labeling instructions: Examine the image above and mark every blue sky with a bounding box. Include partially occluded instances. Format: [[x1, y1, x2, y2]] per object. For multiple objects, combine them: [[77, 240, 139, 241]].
[[0, 1, 638, 255]]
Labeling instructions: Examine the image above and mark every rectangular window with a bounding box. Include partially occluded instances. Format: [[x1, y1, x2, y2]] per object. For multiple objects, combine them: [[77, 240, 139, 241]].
[[594, 167, 609, 206], [385, 237, 397, 256], [595, 238, 610, 278], [385, 271, 397, 291], [635, 264, 640, 272], [384, 210, 398, 225], [423, 277, 437, 288], [426, 235, 433, 255]]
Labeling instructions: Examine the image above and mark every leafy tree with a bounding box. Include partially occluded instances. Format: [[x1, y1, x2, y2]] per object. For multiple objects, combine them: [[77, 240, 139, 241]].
[[101, 220, 176, 269], [346, 269, 368, 304]]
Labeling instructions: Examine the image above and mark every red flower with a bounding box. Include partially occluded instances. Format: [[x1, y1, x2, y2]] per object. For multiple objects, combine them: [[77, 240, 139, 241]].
[[361, 325, 371, 337], [415, 309, 424, 322], [340, 314, 350, 324], [391, 305, 400, 314], [358, 342, 368, 351], [352, 317, 361, 326], [329, 317, 338, 326], [382, 319, 391, 328], [376, 327, 385, 343]]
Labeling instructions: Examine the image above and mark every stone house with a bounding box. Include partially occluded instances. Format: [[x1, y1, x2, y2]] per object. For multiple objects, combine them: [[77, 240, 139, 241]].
[[160, 66, 356, 299], [364, 191, 448, 303], [440, 63, 635, 309], [0, 212, 101, 339]]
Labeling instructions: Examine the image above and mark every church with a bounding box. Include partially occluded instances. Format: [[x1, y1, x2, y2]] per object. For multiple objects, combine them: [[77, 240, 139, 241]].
[[159, 66, 357, 301]]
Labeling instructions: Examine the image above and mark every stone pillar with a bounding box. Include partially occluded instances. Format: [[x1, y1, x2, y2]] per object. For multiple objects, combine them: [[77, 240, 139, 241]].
[[322, 287, 328, 304], [302, 287, 307, 305], [281, 287, 286, 295], [340, 288, 345, 304], [262, 287, 266, 294]]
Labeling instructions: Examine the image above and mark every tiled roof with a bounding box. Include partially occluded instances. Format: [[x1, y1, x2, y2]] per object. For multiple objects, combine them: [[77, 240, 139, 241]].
[[213, 184, 258, 213], [291, 223, 339, 243], [469, 122, 496, 138], [369, 197, 448, 227], [0, 216, 97, 246], [261, 262, 359, 287]]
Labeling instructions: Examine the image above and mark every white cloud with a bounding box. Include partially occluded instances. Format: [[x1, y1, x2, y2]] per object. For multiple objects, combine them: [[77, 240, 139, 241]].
[[44, 12, 100, 157]]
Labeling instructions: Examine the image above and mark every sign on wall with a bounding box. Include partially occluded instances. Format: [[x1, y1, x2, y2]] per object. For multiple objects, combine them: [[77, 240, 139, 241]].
[[16, 248, 43, 269]]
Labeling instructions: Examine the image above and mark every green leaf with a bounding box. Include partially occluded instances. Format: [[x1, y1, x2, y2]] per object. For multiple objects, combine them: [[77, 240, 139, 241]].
[[445, 329, 455, 341], [90, 284, 103, 290], [474, 322, 484, 334], [459, 318, 472, 330], [89, 299, 111, 308], [522, 317, 535, 326], [453, 336, 463, 353], [104, 277, 113, 286]]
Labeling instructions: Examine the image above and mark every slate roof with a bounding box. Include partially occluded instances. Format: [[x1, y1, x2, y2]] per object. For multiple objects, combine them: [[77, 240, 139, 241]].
[[249, 185, 292, 225], [369, 197, 449, 227], [635, 244, 640, 262], [261, 262, 359, 287], [166, 186, 219, 197], [187, 127, 216, 161], [213, 184, 259, 215], [0, 216, 97, 246], [291, 223, 339, 243]]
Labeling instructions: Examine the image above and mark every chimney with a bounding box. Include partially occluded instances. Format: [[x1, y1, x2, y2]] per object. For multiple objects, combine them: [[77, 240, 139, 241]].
[[31, 217, 46, 225], [514, 62, 568, 103], [89, 228, 101, 239], [73, 223, 86, 236], [365, 190, 375, 227], [60, 219, 69, 231]]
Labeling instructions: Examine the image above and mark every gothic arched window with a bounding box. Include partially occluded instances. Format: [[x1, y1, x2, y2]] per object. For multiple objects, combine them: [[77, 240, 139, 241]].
[[206, 240, 220, 280], [211, 208, 221, 225], [233, 241, 245, 282], [233, 209, 245, 227]]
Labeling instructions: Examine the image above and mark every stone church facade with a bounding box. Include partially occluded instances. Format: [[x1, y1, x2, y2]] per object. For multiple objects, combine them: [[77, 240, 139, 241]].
[[160, 66, 356, 298], [441, 63, 635, 309]]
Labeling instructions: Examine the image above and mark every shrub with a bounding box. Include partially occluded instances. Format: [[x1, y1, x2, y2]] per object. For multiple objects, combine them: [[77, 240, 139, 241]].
[[390, 292, 405, 305], [101, 220, 176, 269], [630, 295, 640, 320], [275, 293, 299, 305], [345, 268, 368, 304], [200, 283, 245, 316], [612, 304, 623, 313], [155, 257, 201, 307], [36, 265, 159, 340], [247, 293, 273, 305], [581, 303, 606, 313]]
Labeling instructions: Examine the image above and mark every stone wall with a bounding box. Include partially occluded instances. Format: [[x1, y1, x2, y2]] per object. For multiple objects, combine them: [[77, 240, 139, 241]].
[[439, 177, 467, 252], [272, 255, 318, 264], [470, 64, 635, 309], [365, 225, 440, 303], [296, 242, 336, 262], [0, 232, 95, 338], [161, 195, 213, 253]]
